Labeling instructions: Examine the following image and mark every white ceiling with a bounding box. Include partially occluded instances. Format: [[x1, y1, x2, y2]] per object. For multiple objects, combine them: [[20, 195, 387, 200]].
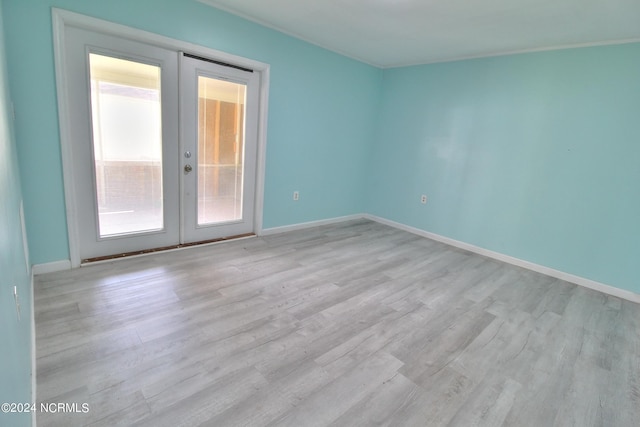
[[198, 0, 640, 68]]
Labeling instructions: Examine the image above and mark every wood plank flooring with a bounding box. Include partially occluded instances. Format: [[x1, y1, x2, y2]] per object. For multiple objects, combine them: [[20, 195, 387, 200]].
[[34, 219, 640, 426]]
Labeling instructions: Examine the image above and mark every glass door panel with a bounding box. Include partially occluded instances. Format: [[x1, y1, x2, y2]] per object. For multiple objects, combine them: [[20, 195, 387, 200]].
[[181, 53, 259, 244], [197, 77, 246, 225], [89, 54, 164, 236]]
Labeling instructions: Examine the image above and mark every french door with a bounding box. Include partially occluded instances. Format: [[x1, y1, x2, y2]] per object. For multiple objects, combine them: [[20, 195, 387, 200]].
[[180, 54, 259, 243], [64, 28, 259, 261]]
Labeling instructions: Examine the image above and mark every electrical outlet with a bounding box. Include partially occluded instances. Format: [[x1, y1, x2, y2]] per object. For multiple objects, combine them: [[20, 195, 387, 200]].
[[13, 285, 21, 321], [421, 195, 427, 204], [293, 191, 299, 201]]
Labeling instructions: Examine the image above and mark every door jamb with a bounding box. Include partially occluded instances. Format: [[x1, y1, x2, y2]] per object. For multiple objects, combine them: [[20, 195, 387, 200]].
[[52, 8, 270, 267]]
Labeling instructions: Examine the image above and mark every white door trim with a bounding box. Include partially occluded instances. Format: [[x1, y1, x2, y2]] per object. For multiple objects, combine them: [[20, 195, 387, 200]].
[[52, 8, 270, 267]]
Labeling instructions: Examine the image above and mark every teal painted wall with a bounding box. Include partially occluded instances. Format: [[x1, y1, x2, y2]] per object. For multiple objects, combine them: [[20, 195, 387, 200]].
[[3, 0, 382, 264], [368, 44, 640, 294], [3, 0, 639, 295], [0, 1, 33, 426]]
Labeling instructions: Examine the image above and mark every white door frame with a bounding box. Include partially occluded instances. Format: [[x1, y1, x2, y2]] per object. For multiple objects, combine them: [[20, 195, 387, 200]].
[[52, 8, 270, 268]]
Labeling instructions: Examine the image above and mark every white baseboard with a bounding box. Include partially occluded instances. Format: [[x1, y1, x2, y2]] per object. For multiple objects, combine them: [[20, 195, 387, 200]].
[[259, 214, 365, 236], [364, 214, 640, 304], [32, 260, 72, 275]]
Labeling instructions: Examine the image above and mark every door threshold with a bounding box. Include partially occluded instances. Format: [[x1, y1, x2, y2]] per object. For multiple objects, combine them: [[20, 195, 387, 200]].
[[81, 232, 255, 264]]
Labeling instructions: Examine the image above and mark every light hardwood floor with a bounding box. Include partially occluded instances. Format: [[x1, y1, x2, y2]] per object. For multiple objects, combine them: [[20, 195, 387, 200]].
[[35, 219, 640, 426]]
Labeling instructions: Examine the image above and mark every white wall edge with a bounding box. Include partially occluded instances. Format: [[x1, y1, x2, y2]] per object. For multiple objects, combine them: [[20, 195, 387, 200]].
[[386, 37, 640, 69], [32, 260, 72, 275], [364, 214, 640, 304], [30, 268, 36, 426], [260, 214, 365, 236]]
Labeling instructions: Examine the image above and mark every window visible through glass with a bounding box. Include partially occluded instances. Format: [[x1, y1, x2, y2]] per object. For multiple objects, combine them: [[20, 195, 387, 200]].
[[89, 53, 164, 237], [197, 76, 246, 225]]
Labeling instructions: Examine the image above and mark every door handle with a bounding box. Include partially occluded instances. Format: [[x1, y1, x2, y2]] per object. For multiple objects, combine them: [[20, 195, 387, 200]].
[[184, 164, 193, 173]]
